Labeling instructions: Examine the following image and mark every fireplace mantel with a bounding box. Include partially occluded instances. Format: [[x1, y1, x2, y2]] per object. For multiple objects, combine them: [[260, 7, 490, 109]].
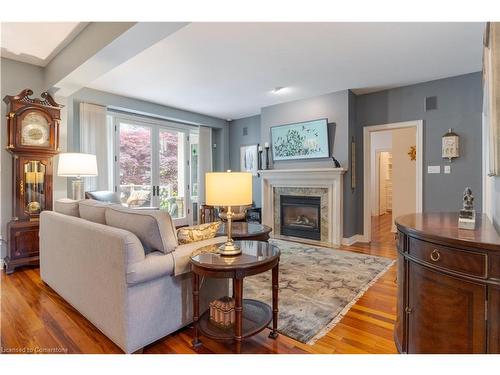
[[260, 168, 345, 247], [259, 168, 346, 176]]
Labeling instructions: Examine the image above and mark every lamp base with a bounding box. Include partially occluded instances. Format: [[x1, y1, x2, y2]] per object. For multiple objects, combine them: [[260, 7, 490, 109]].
[[71, 178, 85, 200], [218, 240, 242, 256]]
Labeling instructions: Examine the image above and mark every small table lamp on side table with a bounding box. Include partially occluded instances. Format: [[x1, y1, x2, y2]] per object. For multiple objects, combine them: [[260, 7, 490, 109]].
[[57, 153, 98, 200], [205, 171, 252, 256]]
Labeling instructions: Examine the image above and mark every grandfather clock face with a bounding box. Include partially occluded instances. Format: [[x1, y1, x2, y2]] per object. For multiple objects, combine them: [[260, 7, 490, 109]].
[[21, 111, 50, 147], [4, 89, 61, 154]]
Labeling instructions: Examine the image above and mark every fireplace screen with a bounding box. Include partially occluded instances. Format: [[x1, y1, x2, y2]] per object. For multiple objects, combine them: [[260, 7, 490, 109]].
[[280, 195, 321, 240]]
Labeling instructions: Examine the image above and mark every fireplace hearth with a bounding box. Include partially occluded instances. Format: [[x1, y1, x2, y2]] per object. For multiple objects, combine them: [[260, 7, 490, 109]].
[[280, 195, 321, 240]]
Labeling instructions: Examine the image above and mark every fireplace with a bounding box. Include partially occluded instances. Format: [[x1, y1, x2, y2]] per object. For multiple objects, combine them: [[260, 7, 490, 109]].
[[280, 195, 321, 240]]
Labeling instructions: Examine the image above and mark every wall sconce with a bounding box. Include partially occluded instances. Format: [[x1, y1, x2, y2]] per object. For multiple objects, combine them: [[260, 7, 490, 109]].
[[442, 128, 459, 161]]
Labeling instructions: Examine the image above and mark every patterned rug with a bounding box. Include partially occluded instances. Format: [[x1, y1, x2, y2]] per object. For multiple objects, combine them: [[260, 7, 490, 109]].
[[244, 239, 394, 344]]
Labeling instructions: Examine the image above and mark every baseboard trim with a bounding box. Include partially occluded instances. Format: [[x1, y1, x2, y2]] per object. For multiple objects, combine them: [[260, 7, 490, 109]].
[[342, 234, 367, 246]]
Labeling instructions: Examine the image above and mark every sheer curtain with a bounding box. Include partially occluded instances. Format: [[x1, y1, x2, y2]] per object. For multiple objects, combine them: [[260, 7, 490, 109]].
[[79, 103, 113, 192], [197, 126, 213, 204]]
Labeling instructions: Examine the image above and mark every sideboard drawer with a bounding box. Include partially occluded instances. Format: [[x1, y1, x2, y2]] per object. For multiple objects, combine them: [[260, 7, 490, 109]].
[[408, 237, 486, 278]]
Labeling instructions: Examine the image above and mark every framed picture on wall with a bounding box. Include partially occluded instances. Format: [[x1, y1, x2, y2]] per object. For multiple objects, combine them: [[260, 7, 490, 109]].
[[240, 144, 259, 176], [270, 118, 330, 161]]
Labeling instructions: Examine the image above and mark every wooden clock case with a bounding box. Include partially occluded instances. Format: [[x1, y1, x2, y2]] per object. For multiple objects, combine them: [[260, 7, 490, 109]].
[[3, 89, 62, 274]]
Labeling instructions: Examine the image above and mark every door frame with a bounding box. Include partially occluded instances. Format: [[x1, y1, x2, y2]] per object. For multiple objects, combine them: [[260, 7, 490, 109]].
[[363, 120, 423, 242]]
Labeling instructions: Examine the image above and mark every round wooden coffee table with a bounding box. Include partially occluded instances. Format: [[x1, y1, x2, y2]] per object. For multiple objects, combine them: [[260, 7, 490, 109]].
[[190, 240, 280, 353], [216, 222, 272, 242]]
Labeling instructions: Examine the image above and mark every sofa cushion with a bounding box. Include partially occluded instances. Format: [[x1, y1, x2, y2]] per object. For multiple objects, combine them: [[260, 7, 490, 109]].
[[54, 198, 80, 217], [105, 206, 177, 254], [177, 222, 221, 244], [78, 199, 109, 224]]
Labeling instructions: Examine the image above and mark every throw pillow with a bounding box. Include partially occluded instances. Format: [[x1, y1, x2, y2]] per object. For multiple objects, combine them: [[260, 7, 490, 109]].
[[177, 222, 221, 245], [54, 198, 80, 217], [105, 205, 178, 254], [78, 199, 110, 224]]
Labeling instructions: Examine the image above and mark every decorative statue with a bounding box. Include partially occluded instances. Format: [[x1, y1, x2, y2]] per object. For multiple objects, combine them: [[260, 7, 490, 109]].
[[458, 187, 475, 230], [462, 187, 474, 211]]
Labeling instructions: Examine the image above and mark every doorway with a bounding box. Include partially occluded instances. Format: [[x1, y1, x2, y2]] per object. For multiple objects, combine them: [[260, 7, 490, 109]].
[[363, 120, 423, 242]]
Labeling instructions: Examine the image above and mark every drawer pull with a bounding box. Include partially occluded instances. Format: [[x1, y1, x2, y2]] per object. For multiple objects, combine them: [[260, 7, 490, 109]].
[[430, 249, 441, 262]]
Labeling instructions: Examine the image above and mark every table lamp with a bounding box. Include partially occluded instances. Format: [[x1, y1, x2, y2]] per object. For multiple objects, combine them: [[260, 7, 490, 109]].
[[205, 171, 252, 256], [58, 153, 98, 200]]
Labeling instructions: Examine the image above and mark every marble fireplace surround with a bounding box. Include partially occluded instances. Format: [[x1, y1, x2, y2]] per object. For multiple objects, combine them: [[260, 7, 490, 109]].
[[260, 168, 345, 247]]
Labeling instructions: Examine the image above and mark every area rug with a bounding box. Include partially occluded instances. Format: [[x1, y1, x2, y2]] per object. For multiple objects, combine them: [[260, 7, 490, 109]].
[[244, 239, 395, 345]]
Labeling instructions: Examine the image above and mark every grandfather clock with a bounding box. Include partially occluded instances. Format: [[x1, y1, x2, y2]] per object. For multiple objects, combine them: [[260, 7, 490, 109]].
[[3, 89, 62, 274]]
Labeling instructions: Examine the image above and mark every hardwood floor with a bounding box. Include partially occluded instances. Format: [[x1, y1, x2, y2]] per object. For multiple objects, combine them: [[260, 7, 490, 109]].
[[0, 214, 397, 354]]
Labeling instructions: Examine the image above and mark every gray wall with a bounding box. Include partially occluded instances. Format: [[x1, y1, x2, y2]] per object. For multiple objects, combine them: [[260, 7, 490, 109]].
[[355, 72, 483, 233], [229, 115, 262, 206], [0, 58, 45, 259]]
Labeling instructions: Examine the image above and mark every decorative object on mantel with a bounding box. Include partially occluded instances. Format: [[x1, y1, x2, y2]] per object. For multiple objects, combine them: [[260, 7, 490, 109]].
[[351, 137, 356, 189], [331, 156, 341, 168], [458, 187, 476, 230], [240, 144, 258, 176], [257, 144, 263, 170], [270, 118, 330, 161], [408, 145, 416, 161], [264, 142, 270, 170], [442, 128, 460, 161], [209, 296, 235, 329]]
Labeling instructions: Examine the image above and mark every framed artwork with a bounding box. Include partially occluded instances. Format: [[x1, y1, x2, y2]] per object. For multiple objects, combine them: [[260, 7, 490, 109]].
[[240, 144, 259, 176], [270, 118, 330, 161]]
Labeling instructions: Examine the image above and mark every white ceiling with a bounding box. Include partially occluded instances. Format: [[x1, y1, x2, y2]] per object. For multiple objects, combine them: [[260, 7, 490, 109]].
[[86, 22, 484, 120], [1, 22, 87, 66]]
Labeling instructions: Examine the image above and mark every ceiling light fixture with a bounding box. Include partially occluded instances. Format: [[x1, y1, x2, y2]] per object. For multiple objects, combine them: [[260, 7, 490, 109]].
[[271, 86, 286, 94]]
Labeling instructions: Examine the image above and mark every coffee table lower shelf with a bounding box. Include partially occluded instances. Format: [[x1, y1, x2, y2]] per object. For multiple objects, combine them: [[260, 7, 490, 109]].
[[198, 299, 272, 340]]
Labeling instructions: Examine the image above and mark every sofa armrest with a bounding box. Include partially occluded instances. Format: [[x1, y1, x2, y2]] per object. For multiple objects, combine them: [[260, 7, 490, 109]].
[[172, 236, 228, 276], [126, 251, 175, 285]]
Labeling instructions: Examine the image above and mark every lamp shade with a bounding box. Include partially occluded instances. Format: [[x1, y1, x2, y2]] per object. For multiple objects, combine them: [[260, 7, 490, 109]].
[[57, 153, 98, 177], [205, 172, 252, 206]]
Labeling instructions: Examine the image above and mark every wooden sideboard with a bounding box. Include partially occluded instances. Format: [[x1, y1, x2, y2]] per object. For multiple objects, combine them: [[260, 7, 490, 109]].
[[395, 213, 500, 354]]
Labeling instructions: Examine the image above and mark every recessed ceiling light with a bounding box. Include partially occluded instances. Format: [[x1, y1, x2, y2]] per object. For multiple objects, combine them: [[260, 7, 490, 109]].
[[271, 86, 286, 94]]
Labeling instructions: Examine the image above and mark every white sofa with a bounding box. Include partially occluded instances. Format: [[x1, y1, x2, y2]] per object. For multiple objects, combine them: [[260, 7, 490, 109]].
[[40, 199, 228, 353]]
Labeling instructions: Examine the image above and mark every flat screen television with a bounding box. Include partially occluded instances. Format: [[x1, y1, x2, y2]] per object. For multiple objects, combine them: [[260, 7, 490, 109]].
[[270, 118, 330, 161]]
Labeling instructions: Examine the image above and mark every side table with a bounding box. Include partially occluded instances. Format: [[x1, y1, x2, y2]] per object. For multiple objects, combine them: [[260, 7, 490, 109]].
[[190, 240, 280, 353], [216, 222, 272, 242]]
